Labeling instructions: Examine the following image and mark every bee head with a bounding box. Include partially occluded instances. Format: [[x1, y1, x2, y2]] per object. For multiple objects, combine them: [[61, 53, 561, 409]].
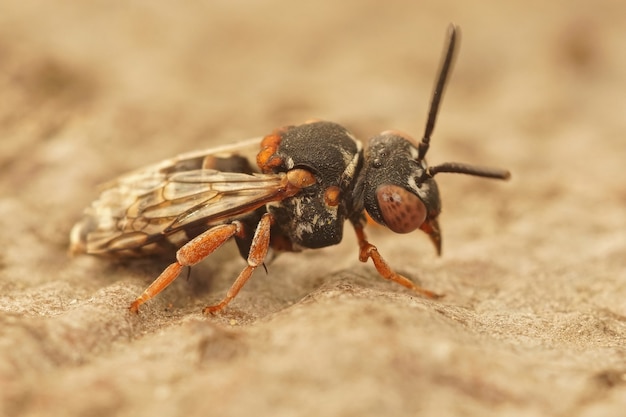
[[356, 24, 510, 255]]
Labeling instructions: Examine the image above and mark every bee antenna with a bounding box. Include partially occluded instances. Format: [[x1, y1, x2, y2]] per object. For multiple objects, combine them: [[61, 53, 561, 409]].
[[425, 162, 511, 181], [418, 24, 459, 161]]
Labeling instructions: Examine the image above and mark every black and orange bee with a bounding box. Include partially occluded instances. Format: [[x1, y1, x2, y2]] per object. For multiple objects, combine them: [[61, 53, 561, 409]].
[[70, 25, 510, 314]]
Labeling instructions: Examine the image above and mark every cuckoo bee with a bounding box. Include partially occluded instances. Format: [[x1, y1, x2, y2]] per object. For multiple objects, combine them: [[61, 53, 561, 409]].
[[70, 25, 510, 314]]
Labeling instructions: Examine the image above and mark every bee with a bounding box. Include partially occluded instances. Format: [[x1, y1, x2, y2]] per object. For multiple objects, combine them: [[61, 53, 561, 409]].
[[70, 25, 510, 314]]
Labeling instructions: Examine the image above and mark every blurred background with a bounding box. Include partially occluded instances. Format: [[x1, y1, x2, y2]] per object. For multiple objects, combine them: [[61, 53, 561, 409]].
[[1, 1, 625, 416], [1, 0, 624, 236], [1, 0, 624, 276]]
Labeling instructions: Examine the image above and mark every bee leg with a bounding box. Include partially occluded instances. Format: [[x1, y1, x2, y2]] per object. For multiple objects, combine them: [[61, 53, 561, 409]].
[[203, 212, 273, 314], [129, 222, 242, 314], [352, 223, 442, 299]]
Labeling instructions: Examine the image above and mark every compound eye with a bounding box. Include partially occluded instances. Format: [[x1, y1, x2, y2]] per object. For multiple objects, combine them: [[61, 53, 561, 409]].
[[376, 184, 427, 234]]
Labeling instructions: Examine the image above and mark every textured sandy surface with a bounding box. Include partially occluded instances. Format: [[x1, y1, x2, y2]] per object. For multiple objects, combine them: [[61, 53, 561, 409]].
[[1, 1, 625, 416]]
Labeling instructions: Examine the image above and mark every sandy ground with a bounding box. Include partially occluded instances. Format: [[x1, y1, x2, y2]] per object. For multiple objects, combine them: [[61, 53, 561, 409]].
[[1, 1, 625, 416]]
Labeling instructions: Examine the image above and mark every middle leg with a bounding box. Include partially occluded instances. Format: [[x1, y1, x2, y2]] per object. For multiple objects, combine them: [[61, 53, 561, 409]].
[[203, 212, 273, 314]]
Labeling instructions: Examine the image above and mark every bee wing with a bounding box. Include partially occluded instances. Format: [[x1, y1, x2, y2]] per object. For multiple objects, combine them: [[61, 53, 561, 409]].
[[73, 169, 287, 254], [153, 169, 286, 232], [103, 137, 263, 186], [70, 138, 289, 254]]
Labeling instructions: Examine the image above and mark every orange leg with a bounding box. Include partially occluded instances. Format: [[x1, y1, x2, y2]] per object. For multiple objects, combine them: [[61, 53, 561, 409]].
[[353, 223, 442, 299], [129, 222, 241, 313], [203, 213, 273, 314]]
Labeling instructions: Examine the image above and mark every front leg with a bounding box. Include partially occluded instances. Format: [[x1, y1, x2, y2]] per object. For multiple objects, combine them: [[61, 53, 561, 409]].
[[352, 221, 442, 299]]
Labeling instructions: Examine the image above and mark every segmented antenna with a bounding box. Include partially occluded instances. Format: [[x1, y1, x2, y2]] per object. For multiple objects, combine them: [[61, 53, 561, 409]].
[[427, 162, 511, 180], [418, 24, 458, 161], [416, 25, 510, 183]]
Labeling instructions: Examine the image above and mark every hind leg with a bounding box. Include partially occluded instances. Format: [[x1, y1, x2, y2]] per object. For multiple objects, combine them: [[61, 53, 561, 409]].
[[129, 221, 242, 313]]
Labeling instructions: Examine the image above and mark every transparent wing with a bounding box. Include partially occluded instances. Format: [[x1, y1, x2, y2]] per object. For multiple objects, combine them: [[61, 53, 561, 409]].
[[105, 136, 263, 185], [70, 138, 287, 254]]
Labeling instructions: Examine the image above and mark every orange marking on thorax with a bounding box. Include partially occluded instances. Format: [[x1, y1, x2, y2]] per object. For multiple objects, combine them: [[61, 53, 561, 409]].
[[257, 128, 286, 173], [323, 186, 341, 207]]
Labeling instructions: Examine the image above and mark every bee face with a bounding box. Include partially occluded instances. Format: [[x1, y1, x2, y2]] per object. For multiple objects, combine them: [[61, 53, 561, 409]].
[[354, 131, 443, 252]]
